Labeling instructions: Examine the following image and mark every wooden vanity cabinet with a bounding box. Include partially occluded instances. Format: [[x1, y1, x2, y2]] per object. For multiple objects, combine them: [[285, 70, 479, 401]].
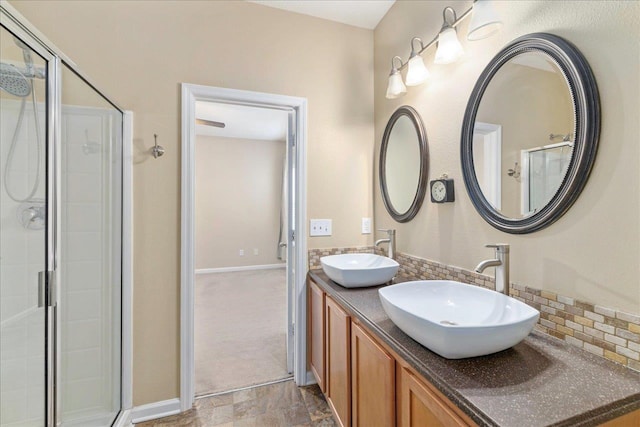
[[308, 278, 473, 427], [351, 322, 396, 427], [326, 295, 352, 427], [308, 280, 326, 392], [398, 366, 472, 427]]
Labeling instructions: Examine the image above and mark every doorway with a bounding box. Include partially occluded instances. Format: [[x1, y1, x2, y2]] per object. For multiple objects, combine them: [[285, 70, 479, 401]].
[[193, 102, 290, 395], [180, 84, 308, 411]]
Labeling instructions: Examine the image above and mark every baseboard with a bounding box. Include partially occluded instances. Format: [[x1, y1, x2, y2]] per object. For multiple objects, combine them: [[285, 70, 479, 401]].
[[195, 263, 286, 274], [113, 408, 133, 427], [130, 398, 181, 424]]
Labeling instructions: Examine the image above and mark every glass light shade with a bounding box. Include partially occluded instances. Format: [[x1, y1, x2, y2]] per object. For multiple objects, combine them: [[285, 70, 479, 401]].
[[405, 55, 430, 86], [467, 0, 503, 41], [386, 72, 407, 99], [435, 27, 464, 64]]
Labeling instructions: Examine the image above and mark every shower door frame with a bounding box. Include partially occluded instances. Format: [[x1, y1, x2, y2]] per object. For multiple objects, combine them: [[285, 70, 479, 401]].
[[0, 2, 133, 426]]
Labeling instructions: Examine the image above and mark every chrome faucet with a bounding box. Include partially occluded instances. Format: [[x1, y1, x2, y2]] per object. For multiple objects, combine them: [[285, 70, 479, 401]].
[[375, 229, 396, 260], [475, 244, 510, 296]]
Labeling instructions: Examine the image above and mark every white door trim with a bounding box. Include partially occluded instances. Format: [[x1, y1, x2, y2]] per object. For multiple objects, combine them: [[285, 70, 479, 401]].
[[180, 84, 308, 411], [473, 122, 502, 210]]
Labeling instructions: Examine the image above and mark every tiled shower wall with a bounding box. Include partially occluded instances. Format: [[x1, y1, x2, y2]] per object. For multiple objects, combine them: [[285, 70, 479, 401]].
[[308, 248, 640, 373], [60, 106, 119, 424]]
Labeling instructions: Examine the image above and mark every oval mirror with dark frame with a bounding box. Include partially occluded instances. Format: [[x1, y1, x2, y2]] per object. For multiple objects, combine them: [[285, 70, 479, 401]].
[[461, 33, 600, 234], [380, 105, 429, 223]]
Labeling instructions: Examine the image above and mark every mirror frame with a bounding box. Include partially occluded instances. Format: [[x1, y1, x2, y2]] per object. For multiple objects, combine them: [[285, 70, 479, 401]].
[[461, 33, 600, 234], [380, 105, 429, 223]]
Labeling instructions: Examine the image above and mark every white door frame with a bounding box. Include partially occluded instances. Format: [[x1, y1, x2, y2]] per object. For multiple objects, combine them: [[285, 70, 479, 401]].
[[473, 122, 502, 210], [180, 84, 308, 411]]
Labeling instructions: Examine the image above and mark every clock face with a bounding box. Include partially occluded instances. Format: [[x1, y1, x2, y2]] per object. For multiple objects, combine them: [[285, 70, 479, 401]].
[[432, 181, 447, 202]]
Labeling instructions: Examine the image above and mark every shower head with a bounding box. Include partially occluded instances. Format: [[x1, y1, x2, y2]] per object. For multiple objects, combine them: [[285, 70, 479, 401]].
[[0, 63, 31, 97], [13, 36, 34, 74]]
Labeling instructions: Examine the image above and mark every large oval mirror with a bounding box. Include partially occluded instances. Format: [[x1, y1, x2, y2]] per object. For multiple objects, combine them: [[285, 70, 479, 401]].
[[380, 106, 428, 222], [461, 33, 600, 233]]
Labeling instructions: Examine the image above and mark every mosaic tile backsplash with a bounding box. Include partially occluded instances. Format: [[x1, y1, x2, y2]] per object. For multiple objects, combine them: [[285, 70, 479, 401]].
[[308, 248, 640, 373]]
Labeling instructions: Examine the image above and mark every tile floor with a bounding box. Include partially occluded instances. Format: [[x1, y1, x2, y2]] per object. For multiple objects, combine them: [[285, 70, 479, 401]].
[[136, 380, 336, 426]]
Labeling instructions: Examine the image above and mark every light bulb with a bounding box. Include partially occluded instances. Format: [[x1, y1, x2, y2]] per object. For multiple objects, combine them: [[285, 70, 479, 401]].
[[385, 71, 406, 99], [405, 55, 430, 86], [468, 0, 503, 41], [434, 27, 464, 64]]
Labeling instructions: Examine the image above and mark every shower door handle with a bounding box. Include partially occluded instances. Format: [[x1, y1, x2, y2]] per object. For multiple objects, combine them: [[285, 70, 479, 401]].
[[38, 271, 56, 307], [38, 271, 45, 307]]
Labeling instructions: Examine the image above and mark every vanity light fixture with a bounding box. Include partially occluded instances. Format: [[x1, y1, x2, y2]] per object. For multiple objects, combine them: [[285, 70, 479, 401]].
[[385, 0, 503, 99], [434, 7, 465, 64], [385, 56, 407, 99], [405, 37, 430, 86]]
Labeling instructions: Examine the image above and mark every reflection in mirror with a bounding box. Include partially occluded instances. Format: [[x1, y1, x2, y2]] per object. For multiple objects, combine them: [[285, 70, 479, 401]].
[[385, 115, 421, 213], [461, 33, 600, 234], [380, 106, 428, 223], [473, 51, 574, 218]]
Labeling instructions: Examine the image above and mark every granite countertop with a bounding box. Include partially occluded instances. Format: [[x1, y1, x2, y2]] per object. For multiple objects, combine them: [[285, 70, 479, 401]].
[[308, 270, 640, 427]]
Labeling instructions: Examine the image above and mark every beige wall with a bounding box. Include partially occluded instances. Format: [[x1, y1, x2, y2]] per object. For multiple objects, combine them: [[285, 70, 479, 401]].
[[9, 0, 374, 404], [374, 1, 640, 314], [195, 135, 285, 269]]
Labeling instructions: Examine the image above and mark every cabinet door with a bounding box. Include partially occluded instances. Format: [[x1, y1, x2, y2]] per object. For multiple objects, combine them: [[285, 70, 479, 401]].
[[326, 296, 351, 427], [399, 367, 470, 427], [351, 322, 395, 427], [308, 279, 326, 392]]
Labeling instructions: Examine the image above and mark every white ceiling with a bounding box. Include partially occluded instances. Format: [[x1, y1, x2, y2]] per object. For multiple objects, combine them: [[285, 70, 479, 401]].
[[195, 101, 289, 142], [249, 0, 395, 30]]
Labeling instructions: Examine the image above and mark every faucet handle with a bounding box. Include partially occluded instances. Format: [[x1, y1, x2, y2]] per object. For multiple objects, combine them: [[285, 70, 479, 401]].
[[485, 243, 509, 253]]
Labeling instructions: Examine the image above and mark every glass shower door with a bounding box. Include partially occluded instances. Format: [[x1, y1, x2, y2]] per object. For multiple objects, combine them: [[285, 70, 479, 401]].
[[58, 65, 122, 426], [2, 7, 124, 426], [0, 24, 49, 426]]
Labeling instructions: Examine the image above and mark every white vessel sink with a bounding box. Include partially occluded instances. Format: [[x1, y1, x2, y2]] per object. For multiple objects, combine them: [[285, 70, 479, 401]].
[[379, 280, 539, 359], [320, 253, 399, 288]]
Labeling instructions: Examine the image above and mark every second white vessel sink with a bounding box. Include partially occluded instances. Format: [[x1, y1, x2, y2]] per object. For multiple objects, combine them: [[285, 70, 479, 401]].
[[321, 253, 399, 288], [379, 280, 539, 359]]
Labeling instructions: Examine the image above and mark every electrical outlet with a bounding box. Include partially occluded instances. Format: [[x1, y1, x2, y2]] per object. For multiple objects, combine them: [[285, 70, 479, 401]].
[[253, 248, 259, 256], [239, 249, 244, 256], [310, 219, 332, 236], [362, 217, 372, 234]]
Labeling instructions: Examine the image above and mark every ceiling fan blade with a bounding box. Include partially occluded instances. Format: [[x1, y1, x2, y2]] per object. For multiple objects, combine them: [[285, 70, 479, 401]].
[[195, 118, 226, 128]]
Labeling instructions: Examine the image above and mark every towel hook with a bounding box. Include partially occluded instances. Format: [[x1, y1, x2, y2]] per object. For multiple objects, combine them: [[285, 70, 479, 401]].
[[151, 134, 165, 158]]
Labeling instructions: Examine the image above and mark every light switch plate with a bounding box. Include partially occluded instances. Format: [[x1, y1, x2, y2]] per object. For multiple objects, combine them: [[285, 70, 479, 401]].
[[310, 219, 332, 236], [362, 218, 372, 234]]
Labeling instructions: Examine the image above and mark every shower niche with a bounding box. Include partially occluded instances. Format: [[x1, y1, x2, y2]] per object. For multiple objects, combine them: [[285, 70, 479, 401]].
[[1, 7, 124, 427]]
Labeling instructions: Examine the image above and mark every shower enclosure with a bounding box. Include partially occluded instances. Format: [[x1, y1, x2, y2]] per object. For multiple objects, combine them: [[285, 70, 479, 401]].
[[1, 5, 124, 426]]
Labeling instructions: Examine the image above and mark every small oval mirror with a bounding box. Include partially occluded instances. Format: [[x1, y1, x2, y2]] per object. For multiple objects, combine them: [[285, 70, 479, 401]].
[[380, 106, 428, 222], [461, 33, 600, 233]]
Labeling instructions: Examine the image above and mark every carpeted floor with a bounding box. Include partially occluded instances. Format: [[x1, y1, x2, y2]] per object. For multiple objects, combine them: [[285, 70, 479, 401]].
[[195, 268, 291, 396]]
